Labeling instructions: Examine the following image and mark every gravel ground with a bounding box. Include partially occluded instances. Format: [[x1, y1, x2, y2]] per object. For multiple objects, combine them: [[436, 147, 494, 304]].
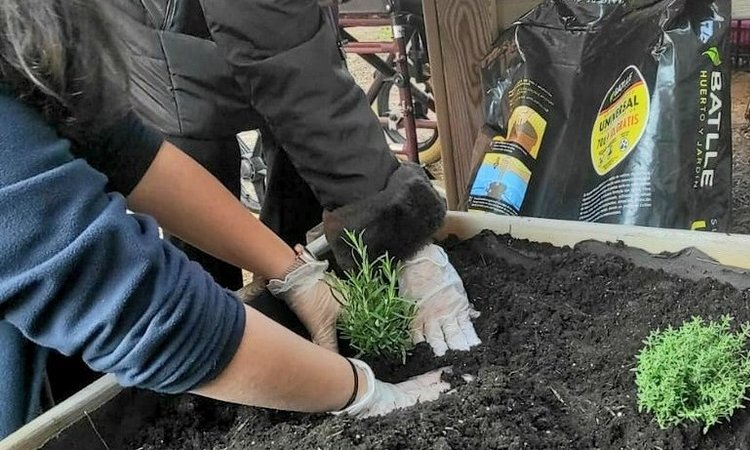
[[731, 71, 750, 233], [345, 27, 388, 91]]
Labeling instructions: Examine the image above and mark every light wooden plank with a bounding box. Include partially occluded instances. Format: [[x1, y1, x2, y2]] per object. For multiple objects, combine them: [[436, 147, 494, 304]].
[[433, 0, 498, 208], [0, 375, 122, 450], [423, 0, 460, 208], [438, 212, 750, 269]]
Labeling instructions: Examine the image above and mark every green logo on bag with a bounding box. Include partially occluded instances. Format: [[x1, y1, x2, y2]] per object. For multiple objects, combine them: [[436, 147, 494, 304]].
[[703, 47, 722, 66]]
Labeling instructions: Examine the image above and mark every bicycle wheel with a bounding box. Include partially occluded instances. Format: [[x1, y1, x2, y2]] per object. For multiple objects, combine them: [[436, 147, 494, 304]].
[[376, 78, 441, 164], [374, 18, 441, 164], [238, 130, 267, 214]]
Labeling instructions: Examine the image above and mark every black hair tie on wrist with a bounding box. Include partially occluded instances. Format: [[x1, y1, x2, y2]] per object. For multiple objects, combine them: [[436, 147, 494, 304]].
[[340, 358, 359, 411]]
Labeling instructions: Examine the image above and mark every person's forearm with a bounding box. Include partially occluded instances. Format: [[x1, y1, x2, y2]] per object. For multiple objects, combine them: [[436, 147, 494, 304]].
[[193, 306, 366, 412], [127, 142, 295, 280]]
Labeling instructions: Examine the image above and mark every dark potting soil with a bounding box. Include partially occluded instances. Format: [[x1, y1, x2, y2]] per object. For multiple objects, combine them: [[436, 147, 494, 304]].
[[127, 231, 750, 450]]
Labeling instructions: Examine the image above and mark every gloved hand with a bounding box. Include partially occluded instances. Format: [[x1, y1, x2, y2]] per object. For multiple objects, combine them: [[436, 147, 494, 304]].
[[268, 248, 340, 353], [333, 359, 449, 418], [400, 244, 481, 356]]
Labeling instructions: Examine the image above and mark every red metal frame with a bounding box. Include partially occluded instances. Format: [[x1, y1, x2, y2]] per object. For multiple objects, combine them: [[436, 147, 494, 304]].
[[345, 42, 396, 54], [337, 9, 437, 162]]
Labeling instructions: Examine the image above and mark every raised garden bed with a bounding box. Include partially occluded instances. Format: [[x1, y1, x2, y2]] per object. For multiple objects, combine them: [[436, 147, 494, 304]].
[[7, 80, 750, 447], [26, 221, 750, 450]]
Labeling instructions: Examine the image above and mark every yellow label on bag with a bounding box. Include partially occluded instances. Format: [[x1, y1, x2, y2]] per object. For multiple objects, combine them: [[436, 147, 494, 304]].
[[591, 65, 650, 176]]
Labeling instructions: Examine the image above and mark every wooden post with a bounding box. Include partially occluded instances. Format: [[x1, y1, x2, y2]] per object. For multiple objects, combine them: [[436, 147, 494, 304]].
[[423, 0, 540, 208]]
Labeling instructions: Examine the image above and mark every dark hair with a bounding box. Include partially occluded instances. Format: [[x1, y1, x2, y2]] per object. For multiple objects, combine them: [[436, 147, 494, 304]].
[[0, 0, 130, 140]]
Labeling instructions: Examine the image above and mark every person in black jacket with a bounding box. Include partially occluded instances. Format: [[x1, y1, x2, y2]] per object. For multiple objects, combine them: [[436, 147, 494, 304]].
[[96, 0, 481, 358]]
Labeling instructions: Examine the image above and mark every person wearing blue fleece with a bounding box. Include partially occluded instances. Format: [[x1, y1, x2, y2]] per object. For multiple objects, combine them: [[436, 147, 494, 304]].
[[0, 0, 450, 439]]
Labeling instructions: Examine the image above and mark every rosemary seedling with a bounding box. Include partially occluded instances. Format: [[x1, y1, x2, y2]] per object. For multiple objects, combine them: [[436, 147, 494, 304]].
[[329, 230, 417, 362], [635, 315, 750, 433]]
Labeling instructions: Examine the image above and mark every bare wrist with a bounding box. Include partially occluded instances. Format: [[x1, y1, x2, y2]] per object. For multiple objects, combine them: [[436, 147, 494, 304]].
[[336, 360, 370, 412], [268, 246, 302, 282]]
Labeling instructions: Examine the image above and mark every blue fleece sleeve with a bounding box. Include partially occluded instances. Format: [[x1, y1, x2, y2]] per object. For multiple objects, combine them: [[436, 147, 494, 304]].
[[69, 111, 165, 195], [0, 94, 245, 393]]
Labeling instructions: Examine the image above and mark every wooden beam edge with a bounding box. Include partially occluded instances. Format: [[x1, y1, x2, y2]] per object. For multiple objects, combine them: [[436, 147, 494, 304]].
[[422, 0, 459, 209], [438, 212, 750, 270], [0, 375, 122, 450]]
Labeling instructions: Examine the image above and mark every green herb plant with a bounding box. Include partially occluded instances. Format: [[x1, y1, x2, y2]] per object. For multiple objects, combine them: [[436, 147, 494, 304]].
[[329, 230, 417, 363], [635, 315, 750, 433]]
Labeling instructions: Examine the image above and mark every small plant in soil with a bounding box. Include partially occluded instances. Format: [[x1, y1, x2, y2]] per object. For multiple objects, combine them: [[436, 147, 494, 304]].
[[329, 230, 417, 363], [635, 315, 750, 433]]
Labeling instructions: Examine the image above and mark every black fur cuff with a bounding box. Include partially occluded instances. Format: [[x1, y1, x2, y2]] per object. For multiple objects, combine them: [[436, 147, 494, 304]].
[[323, 163, 446, 270]]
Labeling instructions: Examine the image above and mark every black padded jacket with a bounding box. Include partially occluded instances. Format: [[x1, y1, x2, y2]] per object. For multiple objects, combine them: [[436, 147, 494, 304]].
[[97, 0, 399, 210]]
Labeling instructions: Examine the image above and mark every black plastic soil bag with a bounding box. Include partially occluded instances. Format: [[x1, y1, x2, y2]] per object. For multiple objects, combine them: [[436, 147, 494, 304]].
[[469, 0, 731, 231]]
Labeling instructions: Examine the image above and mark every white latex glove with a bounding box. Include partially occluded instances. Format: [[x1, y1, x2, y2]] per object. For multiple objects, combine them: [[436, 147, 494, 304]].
[[333, 359, 450, 418], [400, 244, 481, 356], [268, 249, 340, 352]]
